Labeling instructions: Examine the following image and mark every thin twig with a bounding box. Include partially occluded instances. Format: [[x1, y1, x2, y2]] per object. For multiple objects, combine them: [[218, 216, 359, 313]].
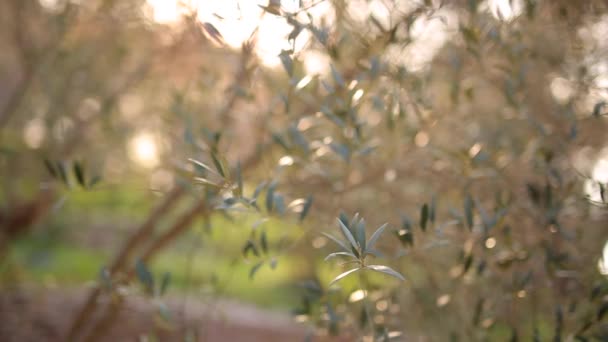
[[66, 186, 185, 341], [83, 200, 207, 342]]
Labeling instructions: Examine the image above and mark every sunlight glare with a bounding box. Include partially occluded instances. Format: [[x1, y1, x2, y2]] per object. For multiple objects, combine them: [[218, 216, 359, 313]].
[[550, 77, 574, 104], [487, 0, 523, 21], [598, 240, 608, 275], [584, 155, 608, 203], [145, 0, 187, 24], [23, 118, 46, 149], [146, 0, 311, 67], [145, 0, 459, 72], [384, 8, 458, 72], [129, 132, 160, 168], [38, 0, 64, 12], [349, 289, 367, 302]]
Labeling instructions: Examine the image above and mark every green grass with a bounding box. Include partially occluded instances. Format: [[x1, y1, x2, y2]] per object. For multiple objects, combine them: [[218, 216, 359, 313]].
[[2, 213, 306, 309]]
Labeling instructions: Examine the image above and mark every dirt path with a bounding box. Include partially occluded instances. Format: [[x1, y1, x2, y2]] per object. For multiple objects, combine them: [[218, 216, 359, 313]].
[[0, 287, 343, 341]]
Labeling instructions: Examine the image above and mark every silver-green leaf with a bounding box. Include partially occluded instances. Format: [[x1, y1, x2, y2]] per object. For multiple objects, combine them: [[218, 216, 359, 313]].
[[324, 252, 357, 262], [367, 223, 388, 250], [464, 194, 474, 230], [321, 233, 351, 253], [338, 218, 359, 250], [355, 219, 366, 251], [366, 265, 405, 281], [420, 203, 429, 231], [329, 268, 361, 286], [299, 195, 313, 221]]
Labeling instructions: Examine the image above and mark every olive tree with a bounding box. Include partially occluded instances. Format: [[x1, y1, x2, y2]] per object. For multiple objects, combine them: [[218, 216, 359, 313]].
[[1, 0, 608, 341]]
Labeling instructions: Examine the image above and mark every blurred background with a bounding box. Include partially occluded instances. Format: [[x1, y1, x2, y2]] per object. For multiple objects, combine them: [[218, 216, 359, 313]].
[[1, 0, 608, 341]]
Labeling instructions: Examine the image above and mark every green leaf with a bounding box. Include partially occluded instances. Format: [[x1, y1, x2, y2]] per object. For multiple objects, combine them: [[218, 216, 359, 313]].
[[420, 203, 429, 231], [322, 233, 351, 253], [310, 25, 328, 46], [330, 64, 345, 87], [288, 126, 309, 153], [593, 101, 606, 118], [188, 158, 219, 176], [253, 181, 267, 199], [73, 162, 85, 187], [349, 212, 360, 231], [274, 194, 286, 215], [288, 24, 304, 42], [370, 14, 387, 32], [272, 133, 291, 151], [56, 161, 69, 185], [555, 306, 563, 341], [339, 212, 350, 229], [598, 301, 608, 321], [193, 177, 221, 188], [329, 142, 350, 163], [236, 161, 243, 197], [202, 22, 224, 45], [210, 152, 226, 178], [429, 195, 437, 223], [249, 261, 264, 280], [476, 200, 494, 231], [329, 268, 361, 286], [88, 175, 102, 189], [395, 229, 413, 247], [460, 25, 478, 44], [320, 106, 346, 127], [355, 219, 366, 252], [260, 230, 268, 254], [135, 259, 154, 293], [324, 252, 357, 261], [472, 298, 484, 326], [243, 240, 259, 258], [401, 214, 413, 231], [510, 327, 519, 342], [338, 218, 359, 250], [299, 195, 313, 221], [99, 267, 112, 290], [533, 326, 540, 342], [158, 302, 172, 322], [266, 182, 277, 213], [463, 254, 474, 274], [44, 159, 57, 178], [367, 223, 387, 250], [279, 50, 294, 77], [259, 1, 281, 15], [159, 272, 171, 296], [464, 194, 474, 230], [366, 265, 405, 281]]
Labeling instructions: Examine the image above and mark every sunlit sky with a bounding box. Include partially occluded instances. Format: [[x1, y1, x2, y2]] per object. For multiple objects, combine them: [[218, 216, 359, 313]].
[[143, 0, 461, 70], [142, 0, 528, 69], [145, 0, 312, 68], [35, 0, 525, 71]]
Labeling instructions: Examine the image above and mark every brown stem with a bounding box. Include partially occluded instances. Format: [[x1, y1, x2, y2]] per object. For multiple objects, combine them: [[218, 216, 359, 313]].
[[81, 296, 124, 342], [81, 199, 206, 342], [66, 186, 185, 341], [137, 200, 207, 266], [109, 187, 186, 274], [0, 1, 32, 128], [0, 3, 75, 129], [69, 36, 263, 340], [0, 189, 55, 263]]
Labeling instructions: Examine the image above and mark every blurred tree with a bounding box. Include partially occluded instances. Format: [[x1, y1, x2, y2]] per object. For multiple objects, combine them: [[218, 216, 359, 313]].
[[1, 0, 608, 341]]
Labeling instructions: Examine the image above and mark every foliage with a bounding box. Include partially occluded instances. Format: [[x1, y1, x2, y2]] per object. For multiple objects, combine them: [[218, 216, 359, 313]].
[[2, 0, 608, 341]]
